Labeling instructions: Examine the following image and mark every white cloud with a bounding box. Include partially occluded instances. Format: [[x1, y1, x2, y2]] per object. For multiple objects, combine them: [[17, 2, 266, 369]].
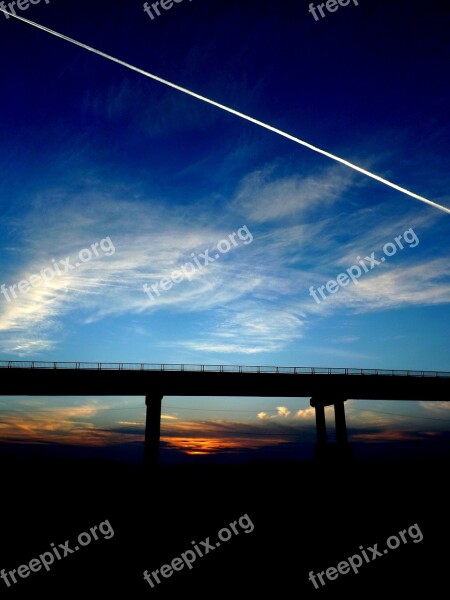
[[232, 165, 355, 222], [296, 407, 315, 419], [320, 259, 450, 312], [419, 401, 450, 414], [277, 406, 291, 417]]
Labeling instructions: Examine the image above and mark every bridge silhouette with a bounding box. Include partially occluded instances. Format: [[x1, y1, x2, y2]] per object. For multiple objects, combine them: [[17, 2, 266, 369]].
[[2, 361, 450, 465]]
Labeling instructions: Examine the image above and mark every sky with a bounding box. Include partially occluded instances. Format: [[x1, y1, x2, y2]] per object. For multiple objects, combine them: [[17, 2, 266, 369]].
[[0, 0, 449, 462]]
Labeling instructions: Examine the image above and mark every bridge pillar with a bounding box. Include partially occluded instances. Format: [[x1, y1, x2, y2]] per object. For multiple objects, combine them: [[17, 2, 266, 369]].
[[310, 397, 350, 459], [314, 403, 328, 447], [334, 399, 347, 445], [144, 393, 163, 469]]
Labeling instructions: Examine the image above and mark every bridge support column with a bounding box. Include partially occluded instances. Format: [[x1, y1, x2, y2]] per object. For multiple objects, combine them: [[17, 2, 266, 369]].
[[334, 399, 347, 445], [310, 397, 350, 460], [314, 403, 328, 448], [144, 393, 163, 469]]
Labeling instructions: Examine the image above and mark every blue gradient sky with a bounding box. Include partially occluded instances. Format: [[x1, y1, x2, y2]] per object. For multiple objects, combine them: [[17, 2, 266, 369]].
[[0, 0, 449, 459]]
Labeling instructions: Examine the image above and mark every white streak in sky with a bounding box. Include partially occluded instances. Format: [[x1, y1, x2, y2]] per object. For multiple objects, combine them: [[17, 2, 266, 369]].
[[2, 8, 449, 215]]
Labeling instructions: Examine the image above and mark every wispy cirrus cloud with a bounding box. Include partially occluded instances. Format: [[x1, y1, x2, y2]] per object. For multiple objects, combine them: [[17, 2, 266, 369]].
[[0, 159, 449, 358], [306, 260, 450, 314], [419, 401, 450, 415], [231, 164, 356, 222], [351, 430, 441, 442], [0, 403, 108, 445]]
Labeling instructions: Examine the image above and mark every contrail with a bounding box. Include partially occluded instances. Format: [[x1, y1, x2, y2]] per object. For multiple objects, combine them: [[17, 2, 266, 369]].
[[2, 8, 449, 215]]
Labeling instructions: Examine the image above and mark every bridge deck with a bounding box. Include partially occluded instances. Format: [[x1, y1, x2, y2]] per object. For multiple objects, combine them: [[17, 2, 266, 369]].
[[1, 361, 449, 399]]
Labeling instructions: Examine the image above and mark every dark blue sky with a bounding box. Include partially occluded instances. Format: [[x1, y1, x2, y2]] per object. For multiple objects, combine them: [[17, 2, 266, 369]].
[[0, 0, 449, 458]]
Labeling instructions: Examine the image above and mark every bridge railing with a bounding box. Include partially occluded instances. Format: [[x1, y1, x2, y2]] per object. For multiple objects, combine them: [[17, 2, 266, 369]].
[[0, 361, 449, 377]]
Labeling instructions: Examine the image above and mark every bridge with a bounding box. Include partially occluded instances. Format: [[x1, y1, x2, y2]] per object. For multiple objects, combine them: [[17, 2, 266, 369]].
[[2, 361, 450, 465]]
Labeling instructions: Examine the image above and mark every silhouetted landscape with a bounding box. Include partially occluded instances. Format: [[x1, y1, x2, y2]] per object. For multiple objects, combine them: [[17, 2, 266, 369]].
[[2, 442, 449, 596]]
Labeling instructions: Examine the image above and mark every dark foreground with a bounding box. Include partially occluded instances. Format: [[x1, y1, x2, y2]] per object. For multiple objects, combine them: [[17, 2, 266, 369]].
[[0, 447, 447, 597]]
